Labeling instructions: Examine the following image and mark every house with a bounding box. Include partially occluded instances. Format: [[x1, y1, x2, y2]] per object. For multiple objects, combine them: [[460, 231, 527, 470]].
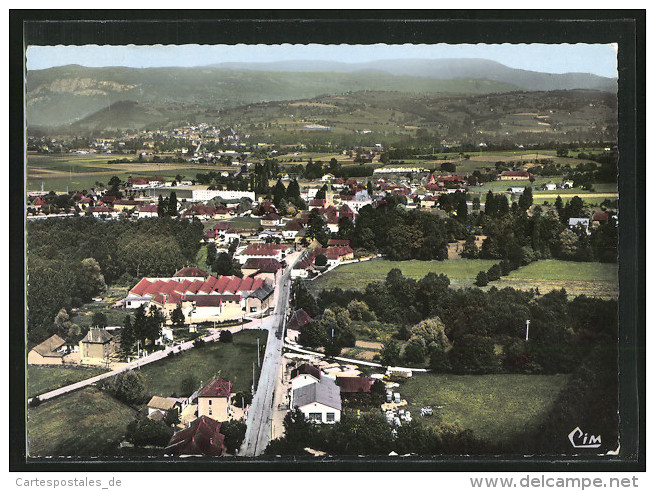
[[32, 197, 46, 209], [113, 199, 140, 212], [243, 283, 275, 314], [308, 199, 327, 210], [164, 416, 227, 456], [335, 376, 374, 394], [282, 220, 304, 240], [290, 363, 322, 391], [541, 183, 558, 191], [499, 170, 531, 181], [79, 328, 117, 363], [291, 376, 342, 424], [88, 206, 120, 219], [286, 309, 314, 341], [321, 173, 335, 181], [27, 334, 75, 365], [181, 294, 243, 324], [101, 195, 117, 206], [316, 245, 354, 267], [147, 395, 178, 419], [128, 177, 151, 189], [568, 218, 590, 230], [509, 187, 525, 194], [420, 196, 439, 208], [327, 239, 351, 247], [592, 211, 610, 228], [237, 243, 288, 264], [241, 258, 282, 279], [137, 204, 159, 218], [260, 213, 283, 227], [197, 376, 233, 422]]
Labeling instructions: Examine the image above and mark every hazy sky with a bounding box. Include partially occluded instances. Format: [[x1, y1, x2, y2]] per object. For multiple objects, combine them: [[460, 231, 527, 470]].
[[26, 43, 618, 78]]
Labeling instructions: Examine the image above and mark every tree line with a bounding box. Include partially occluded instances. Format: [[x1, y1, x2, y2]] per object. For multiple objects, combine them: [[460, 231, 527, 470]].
[[27, 217, 203, 344]]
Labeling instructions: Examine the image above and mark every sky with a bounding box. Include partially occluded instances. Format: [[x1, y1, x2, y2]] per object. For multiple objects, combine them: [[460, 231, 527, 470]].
[[25, 43, 619, 78]]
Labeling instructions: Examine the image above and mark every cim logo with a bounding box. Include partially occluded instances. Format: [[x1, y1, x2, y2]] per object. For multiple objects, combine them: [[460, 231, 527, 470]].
[[568, 427, 602, 448]]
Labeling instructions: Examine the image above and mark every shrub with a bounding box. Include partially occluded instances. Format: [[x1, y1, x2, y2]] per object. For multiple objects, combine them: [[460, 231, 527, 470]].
[[219, 330, 233, 343], [126, 418, 174, 447], [231, 391, 253, 408], [486, 264, 502, 282], [221, 420, 248, 454], [475, 271, 489, 287], [193, 338, 206, 348], [100, 370, 149, 406], [314, 254, 328, 267], [179, 375, 200, 397]]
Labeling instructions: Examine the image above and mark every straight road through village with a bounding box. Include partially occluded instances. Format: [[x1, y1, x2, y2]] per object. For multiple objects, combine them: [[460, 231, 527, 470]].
[[239, 254, 297, 457]]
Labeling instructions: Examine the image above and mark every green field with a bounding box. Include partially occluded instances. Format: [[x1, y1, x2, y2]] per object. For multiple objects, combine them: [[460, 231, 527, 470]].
[[306, 259, 499, 293], [26, 153, 212, 192], [493, 259, 618, 299], [401, 373, 570, 443], [27, 366, 109, 399], [27, 386, 137, 456], [307, 258, 618, 299], [138, 329, 267, 396]]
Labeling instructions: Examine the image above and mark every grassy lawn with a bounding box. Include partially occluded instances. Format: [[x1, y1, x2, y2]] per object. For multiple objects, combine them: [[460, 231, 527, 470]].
[[494, 259, 618, 299], [27, 386, 137, 456], [307, 258, 499, 293], [138, 329, 267, 397], [225, 216, 262, 231], [401, 373, 570, 443], [194, 244, 209, 269], [27, 366, 109, 399]]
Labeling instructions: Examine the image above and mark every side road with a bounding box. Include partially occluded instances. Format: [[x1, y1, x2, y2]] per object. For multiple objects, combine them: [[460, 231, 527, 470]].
[[28, 319, 265, 404]]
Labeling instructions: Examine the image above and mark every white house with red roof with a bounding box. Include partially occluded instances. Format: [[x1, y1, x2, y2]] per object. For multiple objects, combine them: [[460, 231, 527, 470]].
[[260, 212, 283, 227], [137, 204, 159, 218], [236, 243, 290, 264]]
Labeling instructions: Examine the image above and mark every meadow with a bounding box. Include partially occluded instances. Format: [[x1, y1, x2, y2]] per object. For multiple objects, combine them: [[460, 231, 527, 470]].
[[27, 366, 109, 399], [307, 258, 618, 299], [400, 373, 570, 443], [27, 386, 137, 456], [493, 259, 618, 299], [306, 258, 500, 293], [137, 329, 267, 396], [26, 153, 214, 192]]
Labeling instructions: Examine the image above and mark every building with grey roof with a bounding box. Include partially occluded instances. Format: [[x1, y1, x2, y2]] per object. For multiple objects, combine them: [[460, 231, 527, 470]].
[[291, 376, 342, 424]]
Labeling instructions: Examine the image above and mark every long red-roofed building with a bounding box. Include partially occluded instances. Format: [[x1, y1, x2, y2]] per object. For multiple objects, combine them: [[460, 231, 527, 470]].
[[124, 273, 274, 324]]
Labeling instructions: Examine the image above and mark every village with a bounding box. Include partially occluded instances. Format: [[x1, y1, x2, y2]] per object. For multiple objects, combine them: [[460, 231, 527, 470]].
[[26, 151, 619, 458]]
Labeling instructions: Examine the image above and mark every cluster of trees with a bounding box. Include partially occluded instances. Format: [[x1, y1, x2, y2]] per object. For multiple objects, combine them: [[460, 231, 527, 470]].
[[338, 197, 451, 260], [304, 269, 617, 376], [297, 307, 357, 356], [120, 305, 165, 354], [271, 178, 306, 213], [265, 409, 477, 456], [27, 218, 203, 343], [205, 241, 242, 277], [457, 192, 618, 264]]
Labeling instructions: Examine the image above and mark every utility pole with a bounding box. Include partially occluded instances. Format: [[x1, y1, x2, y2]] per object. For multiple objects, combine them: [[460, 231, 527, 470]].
[[251, 362, 255, 395], [525, 320, 531, 341], [257, 337, 260, 367]]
